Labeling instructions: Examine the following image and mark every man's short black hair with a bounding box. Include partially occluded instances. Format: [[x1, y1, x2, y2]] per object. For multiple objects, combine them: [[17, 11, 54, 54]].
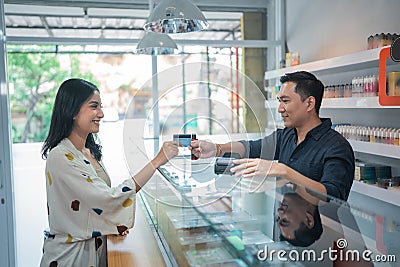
[[280, 71, 324, 114], [279, 207, 323, 247]]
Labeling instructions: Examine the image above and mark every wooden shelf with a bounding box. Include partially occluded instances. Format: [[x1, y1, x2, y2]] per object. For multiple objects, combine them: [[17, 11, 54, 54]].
[[351, 180, 400, 206], [266, 97, 400, 110], [264, 47, 400, 206], [261, 127, 400, 159], [322, 97, 400, 108], [348, 140, 400, 159], [264, 47, 392, 80]]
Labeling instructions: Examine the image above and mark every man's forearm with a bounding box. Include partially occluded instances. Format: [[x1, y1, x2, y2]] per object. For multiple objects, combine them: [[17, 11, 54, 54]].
[[279, 163, 328, 200], [219, 141, 246, 158]]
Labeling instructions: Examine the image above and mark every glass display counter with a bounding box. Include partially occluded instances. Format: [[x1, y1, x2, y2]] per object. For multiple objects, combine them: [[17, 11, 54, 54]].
[[139, 155, 399, 267]]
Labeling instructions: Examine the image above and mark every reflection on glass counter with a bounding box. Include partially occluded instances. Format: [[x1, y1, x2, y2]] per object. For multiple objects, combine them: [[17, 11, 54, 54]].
[[140, 156, 399, 267]]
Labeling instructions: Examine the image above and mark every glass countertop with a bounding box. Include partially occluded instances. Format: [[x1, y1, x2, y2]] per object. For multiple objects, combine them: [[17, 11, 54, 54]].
[[143, 156, 399, 266]]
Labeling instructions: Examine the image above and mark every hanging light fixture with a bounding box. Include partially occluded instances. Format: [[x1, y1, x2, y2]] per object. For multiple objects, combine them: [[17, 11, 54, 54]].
[[136, 31, 178, 55], [143, 0, 208, 34]]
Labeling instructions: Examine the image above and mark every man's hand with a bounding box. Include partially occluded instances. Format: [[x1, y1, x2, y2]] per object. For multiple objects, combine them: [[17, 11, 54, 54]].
[[231, 158, 285, 178], [190, 139, 218, 158]]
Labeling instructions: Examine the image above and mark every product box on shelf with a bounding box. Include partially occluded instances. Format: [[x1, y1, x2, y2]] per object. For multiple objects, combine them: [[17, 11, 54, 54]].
[[354, 161, 392, 184], [388, 71, 400, 96], [377, 177, 400, 189], [379, 46, 400, 105]]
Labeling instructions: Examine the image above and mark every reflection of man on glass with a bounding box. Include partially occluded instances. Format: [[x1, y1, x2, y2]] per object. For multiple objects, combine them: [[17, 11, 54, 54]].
[[275, 186, 374, 267], [277, 191, 323, 247], [191, 71, 355, 200]]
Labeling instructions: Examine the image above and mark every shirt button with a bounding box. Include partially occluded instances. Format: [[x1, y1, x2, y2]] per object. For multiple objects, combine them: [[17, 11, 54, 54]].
[[289, 158, 294, 162]]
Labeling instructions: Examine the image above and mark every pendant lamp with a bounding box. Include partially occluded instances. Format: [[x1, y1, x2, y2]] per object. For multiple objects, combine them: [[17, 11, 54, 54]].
[[143, 0, 209, 34], [136, 31, 178, 55]]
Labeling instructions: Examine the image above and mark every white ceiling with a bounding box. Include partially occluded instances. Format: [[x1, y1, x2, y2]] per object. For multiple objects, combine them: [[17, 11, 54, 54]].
[[3, 1, 270, 41]]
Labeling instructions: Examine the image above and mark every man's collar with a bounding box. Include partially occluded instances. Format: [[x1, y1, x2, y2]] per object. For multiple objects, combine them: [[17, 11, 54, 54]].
[[308, 118, 332, 140]]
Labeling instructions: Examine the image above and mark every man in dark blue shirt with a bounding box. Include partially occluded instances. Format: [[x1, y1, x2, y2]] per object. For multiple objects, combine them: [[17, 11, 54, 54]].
[[191, 71, 355, 201]]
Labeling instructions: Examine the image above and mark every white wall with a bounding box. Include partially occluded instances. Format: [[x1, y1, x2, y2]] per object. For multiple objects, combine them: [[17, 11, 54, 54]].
[[286, 0, 400, 63]]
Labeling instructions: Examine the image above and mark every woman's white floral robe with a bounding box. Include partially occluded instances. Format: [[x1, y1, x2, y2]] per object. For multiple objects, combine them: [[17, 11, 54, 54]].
[[40, 138, 136, 267]]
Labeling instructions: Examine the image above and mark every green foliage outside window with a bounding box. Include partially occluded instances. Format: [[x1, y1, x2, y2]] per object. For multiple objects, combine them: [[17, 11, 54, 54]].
[[8, 45, 97, 143]]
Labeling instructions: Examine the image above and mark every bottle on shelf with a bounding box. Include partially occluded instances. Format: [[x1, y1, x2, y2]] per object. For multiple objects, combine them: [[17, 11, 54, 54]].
[[367, 32, 399, 50], [376, 128, 383, 144], [340, 84, 345, 98], [334, 85, 340, 98], [369, 127, 376, 143], [348, 75, 378, 97], [373, 33, 381, 49], [394, 130, 400, 146], [363, 76, 370, 97], [352, 76, 364, 97], [345, 84, 352, 98], [371, 75, 378, 96], [334, 125, 400, 146], [385, 130, 391, 145], [324, 85, 334, 98], [379, 33, 386, 47], [381, 33, 389, 47], [367, 35, 374, 50]]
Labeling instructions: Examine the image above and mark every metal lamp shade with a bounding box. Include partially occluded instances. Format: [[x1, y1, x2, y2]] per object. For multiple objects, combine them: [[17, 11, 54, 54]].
[[143, 0, 209, 33], [136, 31, 178, 55]]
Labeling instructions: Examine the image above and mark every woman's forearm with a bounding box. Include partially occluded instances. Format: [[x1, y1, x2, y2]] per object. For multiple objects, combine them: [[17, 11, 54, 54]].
[[132, 158, 162, 192]]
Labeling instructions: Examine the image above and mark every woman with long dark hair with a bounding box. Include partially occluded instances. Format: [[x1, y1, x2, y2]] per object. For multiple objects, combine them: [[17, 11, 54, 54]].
[[40, 78, 178, 266]]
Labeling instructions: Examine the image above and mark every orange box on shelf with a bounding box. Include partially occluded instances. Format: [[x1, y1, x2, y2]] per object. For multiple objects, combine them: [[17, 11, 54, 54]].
[[378, 47, 400, 105]]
